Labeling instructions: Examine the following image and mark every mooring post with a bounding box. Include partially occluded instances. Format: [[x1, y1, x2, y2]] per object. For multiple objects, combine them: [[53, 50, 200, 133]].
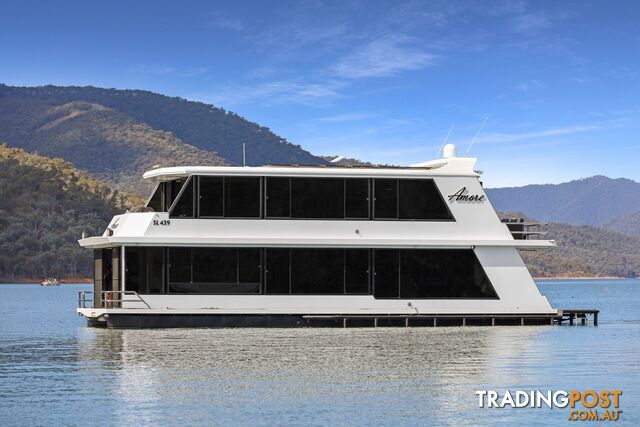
[[569, 314, 574, 326], [594, 312, 598, 326]]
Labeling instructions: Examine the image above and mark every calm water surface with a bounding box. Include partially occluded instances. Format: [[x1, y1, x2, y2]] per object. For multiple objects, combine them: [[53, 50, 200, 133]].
[[0, 280, 638, 426]]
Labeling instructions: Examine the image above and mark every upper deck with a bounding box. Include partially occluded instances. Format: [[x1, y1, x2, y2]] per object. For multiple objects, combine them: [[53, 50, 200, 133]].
[[142, 156, 481, 182]]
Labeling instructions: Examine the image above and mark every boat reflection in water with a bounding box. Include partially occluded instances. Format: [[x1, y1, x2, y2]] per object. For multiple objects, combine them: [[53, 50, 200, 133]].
[[76, 326, 549, 425]]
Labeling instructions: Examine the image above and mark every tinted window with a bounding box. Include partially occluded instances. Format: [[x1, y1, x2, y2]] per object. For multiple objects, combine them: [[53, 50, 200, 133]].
[[374, 179, 397, 219], [146, 184, 163, 211], [345, 179, 369, 219], [199, 176, 223, 217], [292, 178, 344, 218], [399, 179, 452, 220], [238, 248, 261, 284], [291, 249, 344, 294], [170, 178, 194, 218], [345, 249, 369, 294], [225, 177, 261, 217], [125, 247, 143, 294], [168, 247, 191, 283], [399, 250, 496, 298], [147, 247, 164, 294], [266, 178, 290, 218], [192, 248, 236, 284], [374, 249, 399, 298], [265, 249, 290, 294], [166, 179, 185, 208], [126, 247, 164, 294]]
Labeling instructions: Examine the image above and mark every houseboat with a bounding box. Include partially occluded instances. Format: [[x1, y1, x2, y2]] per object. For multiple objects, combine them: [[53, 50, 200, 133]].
[[77, 144, 560, 328]]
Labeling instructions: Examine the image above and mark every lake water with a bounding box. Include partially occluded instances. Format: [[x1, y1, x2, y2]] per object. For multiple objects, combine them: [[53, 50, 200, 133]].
[[0, 280, 638, 426]]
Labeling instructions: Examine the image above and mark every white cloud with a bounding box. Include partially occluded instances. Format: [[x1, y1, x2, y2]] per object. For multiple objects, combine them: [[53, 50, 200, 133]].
[[203, 80, 344, 107], [516, 79, 546, 91], [511, 13, 551, 34], [476, 124, 603, 144], [331, 35, 436, 79], [314, 112, 377, 123], [130, 65, 209, 78], [205, 13, 245, 32]]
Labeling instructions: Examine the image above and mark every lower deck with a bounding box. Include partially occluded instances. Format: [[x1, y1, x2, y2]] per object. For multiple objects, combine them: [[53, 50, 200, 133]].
[[81, 310, 598, 328]]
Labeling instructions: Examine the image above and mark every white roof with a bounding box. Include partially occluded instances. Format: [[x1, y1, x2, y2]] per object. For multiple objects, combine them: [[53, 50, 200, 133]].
[[143, 157, 480, 181]]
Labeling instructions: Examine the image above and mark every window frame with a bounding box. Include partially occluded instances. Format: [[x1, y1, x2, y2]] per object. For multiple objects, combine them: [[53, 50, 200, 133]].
[[197, 176, 263, 219], [167, 247, 262, 295], [144, 182, 165, 211], [168, 176, 195, 218], [373, 178, 455, 222]]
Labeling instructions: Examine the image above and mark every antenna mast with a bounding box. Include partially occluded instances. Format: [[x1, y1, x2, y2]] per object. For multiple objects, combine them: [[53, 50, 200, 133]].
[[465, 115, 488, 156], [242, 143, 246, 166]]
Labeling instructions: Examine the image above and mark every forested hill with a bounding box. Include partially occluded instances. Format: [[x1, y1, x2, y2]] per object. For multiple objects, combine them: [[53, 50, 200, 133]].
[[0, 84, 326, 184], [487, 176, 640, 226], [0, 98, 227, 194], [518, 222, 640, 278], [0, 144, 134, 281]]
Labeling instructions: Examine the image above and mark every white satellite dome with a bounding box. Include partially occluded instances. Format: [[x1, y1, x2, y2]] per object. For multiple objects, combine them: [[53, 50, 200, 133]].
[[443, 143, 457, 159]]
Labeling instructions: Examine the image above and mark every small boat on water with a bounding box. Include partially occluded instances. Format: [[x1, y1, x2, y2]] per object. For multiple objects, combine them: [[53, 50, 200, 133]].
[[41, 278, 59, 286]]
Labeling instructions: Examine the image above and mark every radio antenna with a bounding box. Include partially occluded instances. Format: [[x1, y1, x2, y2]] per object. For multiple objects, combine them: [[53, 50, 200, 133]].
[[437, 124, 455, 158], [242, 143, 247, 166], [465, 115, 488, 156]]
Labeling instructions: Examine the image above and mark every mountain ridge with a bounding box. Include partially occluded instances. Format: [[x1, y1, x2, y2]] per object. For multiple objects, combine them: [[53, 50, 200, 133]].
[[0, 83, 326, 165], [487, 175, 640, 226]]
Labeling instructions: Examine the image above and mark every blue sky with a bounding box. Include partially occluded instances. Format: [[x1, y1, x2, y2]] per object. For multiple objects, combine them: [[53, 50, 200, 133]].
[[1, 0, 639, 187]]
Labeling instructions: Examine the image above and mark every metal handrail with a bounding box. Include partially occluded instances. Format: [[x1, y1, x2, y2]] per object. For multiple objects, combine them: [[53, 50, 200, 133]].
[[78, 290, 93, 308], [77, 290, 151, 309]]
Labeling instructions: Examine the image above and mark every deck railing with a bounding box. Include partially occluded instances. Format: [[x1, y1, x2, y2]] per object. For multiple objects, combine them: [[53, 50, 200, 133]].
[[77, 290, 151, 309]]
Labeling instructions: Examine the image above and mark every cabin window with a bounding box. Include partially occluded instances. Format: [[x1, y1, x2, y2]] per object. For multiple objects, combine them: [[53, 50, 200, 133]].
[[192, 248, 237, 284], [266, 178, 291, 218], [345, 179, 369, 219], [225, 177, 261, 217], [197, 177, 261, 218], [127, 247, 495, 298], [399, 250, 497, 298], [399, 180, 452, 220], [291, 178, 344, 218], [238, 248, 261, 284], [374, 179, 453, 221], [168, 247, 191, 284], [166, 179, 185, 209], [374, 179, 398, 219], [198, 176, 223, 217], [291, 249, 344, 294], [265, 248, 290, 294], [168, 247, 260, 294], [146, 183, 164, 211], [124, 247, 164, 294], [373, 249, 400, 298], [345, 249, 369, 294], [169, 177, 194, 218]]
